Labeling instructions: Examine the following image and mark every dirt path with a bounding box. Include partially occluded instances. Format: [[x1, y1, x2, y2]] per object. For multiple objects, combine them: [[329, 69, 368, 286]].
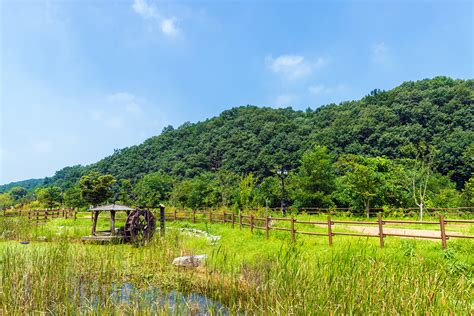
[[347, 226, 464, 240]]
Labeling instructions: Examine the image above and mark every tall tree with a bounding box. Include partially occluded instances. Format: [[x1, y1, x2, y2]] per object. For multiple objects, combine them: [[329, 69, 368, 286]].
[[35, 186, 62, 209], [78, 172, 116, 206], [9, 186, 27, 202], [63, 187, 86, 208], [291, 146, 335, 208], [133, 171, 173, 207]]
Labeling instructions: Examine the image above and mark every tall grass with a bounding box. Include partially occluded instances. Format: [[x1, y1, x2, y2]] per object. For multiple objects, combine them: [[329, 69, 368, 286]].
[[0, 217, 472, 314]]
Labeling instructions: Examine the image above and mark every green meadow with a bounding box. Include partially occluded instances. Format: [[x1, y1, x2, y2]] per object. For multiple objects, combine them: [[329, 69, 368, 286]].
[[1, 215, 472, 315]]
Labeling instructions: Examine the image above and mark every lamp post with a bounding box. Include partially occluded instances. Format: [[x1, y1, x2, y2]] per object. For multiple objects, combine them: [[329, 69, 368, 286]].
[[276, 168, 288, 216]]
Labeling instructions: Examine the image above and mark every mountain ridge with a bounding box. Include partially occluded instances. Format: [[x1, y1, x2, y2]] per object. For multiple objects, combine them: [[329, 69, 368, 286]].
[[1, 76, 472, 192]]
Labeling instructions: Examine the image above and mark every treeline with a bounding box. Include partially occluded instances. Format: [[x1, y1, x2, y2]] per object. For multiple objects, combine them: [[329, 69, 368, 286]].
[[1, 147, 473, 217], [0, 76, 473, 213]]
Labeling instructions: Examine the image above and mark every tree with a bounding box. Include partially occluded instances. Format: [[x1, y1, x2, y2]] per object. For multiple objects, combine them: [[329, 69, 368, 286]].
[[117, 179, 134, 205], [9, 186, 27, 202], [410, 149, 435, 221], [254, 176, 282, 208], [334, 155, 409, 217], [63, 187, 86, 208], [239, 173, 255, 210], [36, 186, 62, 208], [290, 146, 335, 208], [0, 193, 13, 209], [461, 177, 474, 207], [133, 171, 173, 207], [78, 172, 116, 206], [171, 173, 219, 208]]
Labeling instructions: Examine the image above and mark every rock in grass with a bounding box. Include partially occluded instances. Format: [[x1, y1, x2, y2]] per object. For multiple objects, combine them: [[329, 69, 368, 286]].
[[172, 255, 207, 267]]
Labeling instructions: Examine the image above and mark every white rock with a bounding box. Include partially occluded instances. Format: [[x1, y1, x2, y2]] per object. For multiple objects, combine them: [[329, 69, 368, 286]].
[[172, 255, 207, 267]]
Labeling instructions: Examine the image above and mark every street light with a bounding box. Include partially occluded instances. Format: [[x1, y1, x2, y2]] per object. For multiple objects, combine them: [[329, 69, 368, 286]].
[[276, 167, 288, 216]]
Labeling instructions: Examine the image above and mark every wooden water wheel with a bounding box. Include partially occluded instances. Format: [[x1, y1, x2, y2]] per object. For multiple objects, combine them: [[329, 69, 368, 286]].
[[125, 209, 156, 244]]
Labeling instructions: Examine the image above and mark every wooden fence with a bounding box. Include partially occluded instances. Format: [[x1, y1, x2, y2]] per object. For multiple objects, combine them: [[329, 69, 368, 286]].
[[2, 209, 78, 223], [162, 209, 474, 249]]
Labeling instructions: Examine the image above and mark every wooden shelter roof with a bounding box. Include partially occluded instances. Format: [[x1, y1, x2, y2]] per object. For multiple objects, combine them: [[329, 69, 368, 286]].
[[89, 204, 135, 211]]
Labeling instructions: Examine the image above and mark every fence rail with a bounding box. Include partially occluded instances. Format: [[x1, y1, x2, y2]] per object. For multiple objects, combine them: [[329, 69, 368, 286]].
[[161, 209, 474, 249], [1, 208, 77, 223]]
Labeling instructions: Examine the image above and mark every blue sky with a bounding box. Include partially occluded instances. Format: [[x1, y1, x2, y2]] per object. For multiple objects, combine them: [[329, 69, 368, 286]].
[[1, 0, 473, 184]]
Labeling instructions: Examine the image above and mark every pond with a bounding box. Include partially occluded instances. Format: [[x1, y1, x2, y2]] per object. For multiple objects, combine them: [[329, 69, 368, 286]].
[[80, 282, 230, 315]]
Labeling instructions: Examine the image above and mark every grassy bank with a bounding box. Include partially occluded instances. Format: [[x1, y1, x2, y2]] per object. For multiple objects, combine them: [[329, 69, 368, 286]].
[[0, 217, 473, 314]]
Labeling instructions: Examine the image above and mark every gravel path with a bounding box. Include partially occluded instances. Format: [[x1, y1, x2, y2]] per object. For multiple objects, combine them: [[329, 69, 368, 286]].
[[347, 226, 464, 240]]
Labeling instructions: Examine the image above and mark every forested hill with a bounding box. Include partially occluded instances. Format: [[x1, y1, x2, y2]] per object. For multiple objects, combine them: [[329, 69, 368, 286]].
[[2, 76, 473, 192]]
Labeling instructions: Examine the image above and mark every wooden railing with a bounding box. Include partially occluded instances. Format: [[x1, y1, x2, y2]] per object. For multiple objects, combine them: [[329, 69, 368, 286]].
[[162, 209, 474, 249], [1, 209, 77, 223]]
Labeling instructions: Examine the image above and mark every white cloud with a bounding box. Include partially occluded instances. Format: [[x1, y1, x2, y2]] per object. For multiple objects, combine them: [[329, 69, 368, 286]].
[[372, 42, 389, 63], [132, 0, 158, 18], [131, 0, 180, 36], [161, 18, 179, 36], [266, 54, 326, 80]]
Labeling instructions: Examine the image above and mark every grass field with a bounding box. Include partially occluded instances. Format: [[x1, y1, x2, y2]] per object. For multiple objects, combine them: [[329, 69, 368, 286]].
[[0, 215, 473, 314]]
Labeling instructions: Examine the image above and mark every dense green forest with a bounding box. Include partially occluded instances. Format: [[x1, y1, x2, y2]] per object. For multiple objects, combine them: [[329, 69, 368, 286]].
[[1, 77, 473, 211]]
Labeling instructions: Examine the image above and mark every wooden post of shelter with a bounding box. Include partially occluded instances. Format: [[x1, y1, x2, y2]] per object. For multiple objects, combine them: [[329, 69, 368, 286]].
[[327, 215, 333, 246], [110, 210, 116, 236], [92, 211, 99, 236], [377, 213, 384, 248], [439, 213, 447, 249]]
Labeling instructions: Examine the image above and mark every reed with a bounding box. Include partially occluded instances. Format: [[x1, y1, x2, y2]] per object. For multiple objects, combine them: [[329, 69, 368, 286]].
[[0, 217, 472, 314]]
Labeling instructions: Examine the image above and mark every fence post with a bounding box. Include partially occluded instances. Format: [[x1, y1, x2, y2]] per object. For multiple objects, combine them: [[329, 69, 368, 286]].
[[28, 210, 31, 222], [265, 216, 269, 240], [36, 210, 39, 224], [231, 212, 235, 229], [193, 209, 196, 223], [173, 209, 177, 221], [222, 210, 226, 223], [327, 215, 333, 246], [250, 214, 254, 233], [377, 213, 384, 248], [439, 213, 447, 249], [74, 208, 77, 221], [45, 209, 48, 220], [239, 211, 242, 229], [159, 204, 165, 236], [209, 209, 212, 224], [291, 217, 295, 242], [62, 208, 65, 218]]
